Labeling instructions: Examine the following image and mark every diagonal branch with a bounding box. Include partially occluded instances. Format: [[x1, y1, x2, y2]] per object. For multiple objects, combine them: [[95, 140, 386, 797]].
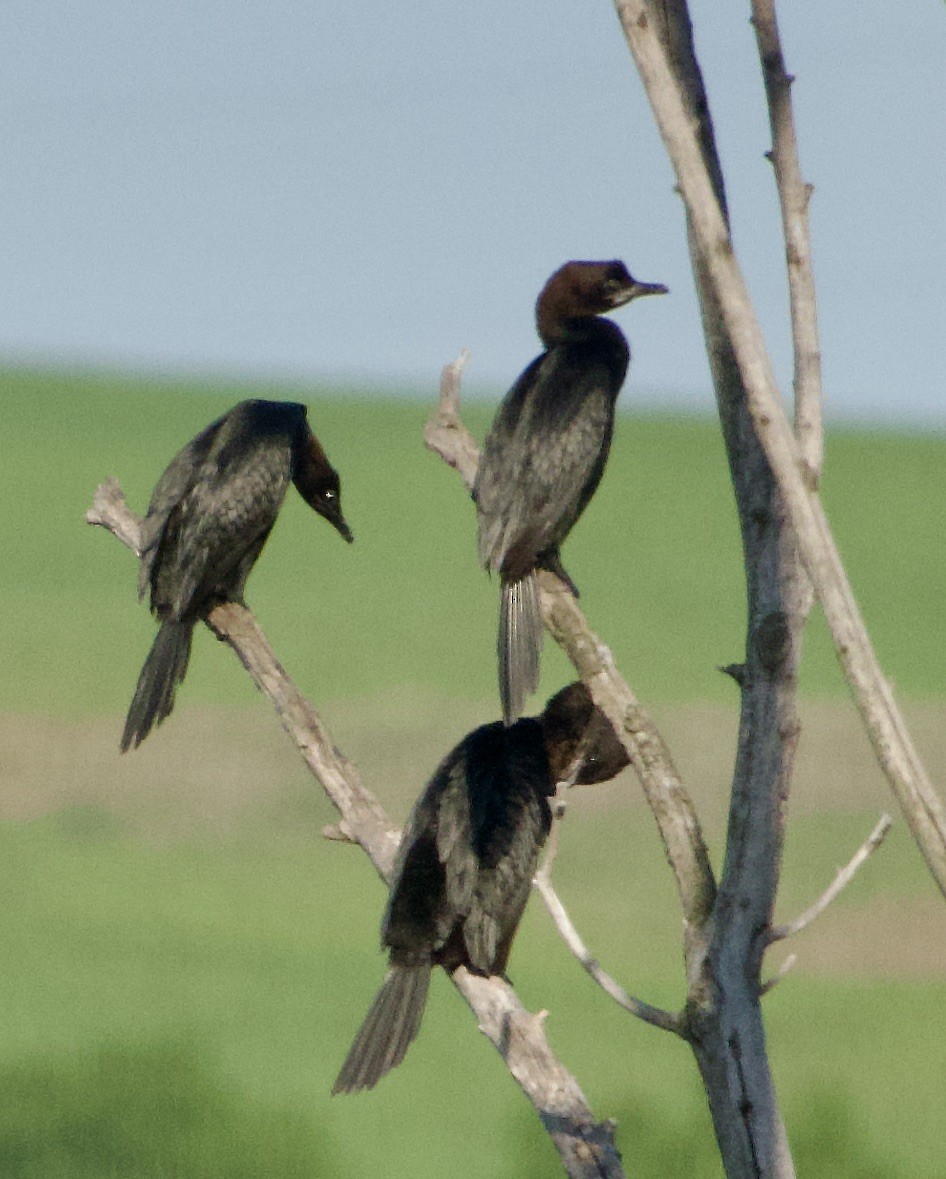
[[613, 0, 946, 900], [88, 480, 398, 872], [535, 812, 685, 1036], [425, 356, 717, 941], [768, 812, 893, 943], [86, 479, 626, 1179]]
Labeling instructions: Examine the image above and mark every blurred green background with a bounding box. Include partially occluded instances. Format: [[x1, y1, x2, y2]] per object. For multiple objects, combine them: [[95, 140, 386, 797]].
[[2, 369, 944, 1177]]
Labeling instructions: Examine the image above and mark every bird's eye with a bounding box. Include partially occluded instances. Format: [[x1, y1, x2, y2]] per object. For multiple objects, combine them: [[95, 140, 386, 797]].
[[324, 489, 336, 500]]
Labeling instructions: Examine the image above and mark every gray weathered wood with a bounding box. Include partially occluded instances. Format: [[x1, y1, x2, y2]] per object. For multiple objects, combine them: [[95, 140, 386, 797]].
[[614, 0, 946, 901]]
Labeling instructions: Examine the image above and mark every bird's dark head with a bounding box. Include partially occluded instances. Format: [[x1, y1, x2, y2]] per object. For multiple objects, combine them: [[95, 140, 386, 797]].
[[540, 681, 630, 786], [536, 260, 667, 344], [292, 433, 354, 543]]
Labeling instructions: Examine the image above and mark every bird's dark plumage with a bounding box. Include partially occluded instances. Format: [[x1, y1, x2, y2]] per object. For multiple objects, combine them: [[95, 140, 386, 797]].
[[540, 680, 631, 786], [474, 260, 667, 725], [121, 399, 352, 751], [332, 682, 628, 1095]]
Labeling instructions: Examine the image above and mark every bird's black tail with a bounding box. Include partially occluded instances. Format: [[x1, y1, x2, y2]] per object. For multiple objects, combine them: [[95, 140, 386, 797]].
[[499, 571, 542, 726], [120, 619, 194, 752], [332, 964, 431, 1095]]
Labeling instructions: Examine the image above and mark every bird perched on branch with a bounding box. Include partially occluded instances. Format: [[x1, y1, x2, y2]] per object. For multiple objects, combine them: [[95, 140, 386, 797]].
[[474, 260, 667, 725], [332, 681, 628, 1095], [121, 399, 353, 752]]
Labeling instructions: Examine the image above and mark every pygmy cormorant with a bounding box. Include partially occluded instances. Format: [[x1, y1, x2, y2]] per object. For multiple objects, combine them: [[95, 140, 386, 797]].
[[332, 681, 629, 1095], [121, 399, 352, 752], [474, 260, 667, 725]]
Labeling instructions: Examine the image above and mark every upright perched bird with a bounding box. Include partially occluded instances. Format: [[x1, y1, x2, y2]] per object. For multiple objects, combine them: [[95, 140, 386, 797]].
[[332, 681, 629, 1095], [474, 260, 667, 725], [121, 399, 353, 752]]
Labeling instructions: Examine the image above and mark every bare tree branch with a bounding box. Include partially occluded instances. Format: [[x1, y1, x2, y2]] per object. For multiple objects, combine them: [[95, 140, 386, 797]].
[[535, 813, 685, 1036], [423, 351, 478, 492], [613, 0, 946, 900], [750, 0, 824, 479], [759, 813, 891, 995], [751, 0, 824, 691], [768, 813, 893, 943], [87, 477, 144, 552], [424, 355, 717, 939], [87, 481, 626, 1179]]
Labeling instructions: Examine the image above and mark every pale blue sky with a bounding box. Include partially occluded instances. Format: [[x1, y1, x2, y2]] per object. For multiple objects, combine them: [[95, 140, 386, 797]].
[[2, 2, 944, 422]]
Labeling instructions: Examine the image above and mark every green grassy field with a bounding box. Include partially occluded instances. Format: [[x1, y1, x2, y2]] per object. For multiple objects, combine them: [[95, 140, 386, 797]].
[[2, 772, 944, 1179], [2, 367, 945, 1176], [3, 366, 945, 716]]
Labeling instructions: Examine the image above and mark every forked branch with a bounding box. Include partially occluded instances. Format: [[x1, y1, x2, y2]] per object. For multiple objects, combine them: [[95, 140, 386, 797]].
[[613, 0, 946, 899]]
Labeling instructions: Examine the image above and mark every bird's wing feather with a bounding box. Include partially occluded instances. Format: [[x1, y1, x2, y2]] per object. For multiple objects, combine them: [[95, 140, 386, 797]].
[[137, 419, 222, 599], [381, 744, 475, 958], [434, 753, 477, 929], [461, 727, 552, 973], [475, 352, 615, 574], [462, 809, 544, 971], [145, 410, 293, 615]]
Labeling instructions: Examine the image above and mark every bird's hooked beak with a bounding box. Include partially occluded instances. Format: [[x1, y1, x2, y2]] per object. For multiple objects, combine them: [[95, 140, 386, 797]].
[[610, 278, 669, 308], [315, 493, 354, 543], [332, 514, 355, 544]]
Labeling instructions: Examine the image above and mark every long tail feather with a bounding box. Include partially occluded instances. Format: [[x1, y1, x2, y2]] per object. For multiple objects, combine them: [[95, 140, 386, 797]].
[[332, 964, 431, 1095], [499, 571, 542, 726], [120, 619, 194, 752]]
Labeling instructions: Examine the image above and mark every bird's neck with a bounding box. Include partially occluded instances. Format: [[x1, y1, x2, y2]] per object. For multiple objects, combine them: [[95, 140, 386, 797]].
[[291, 433, 328, 503], [537, 310, 624, 350]]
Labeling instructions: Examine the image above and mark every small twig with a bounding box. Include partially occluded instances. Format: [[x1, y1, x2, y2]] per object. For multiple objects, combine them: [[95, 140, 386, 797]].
[[535, 813, 685, 1037], [322, 821, 357, 844], [86, 477, 143, 554], [759, 953, 797, 997], [768, 813, 893, 943], [423, 350, 478, 492], [717, 662, 746, 687]]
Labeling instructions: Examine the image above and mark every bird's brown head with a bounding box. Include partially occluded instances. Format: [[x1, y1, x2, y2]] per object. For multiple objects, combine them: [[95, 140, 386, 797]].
[[292, 432, 354, 544], [536, 260, 668, 345], [540, 681, 630, 786]]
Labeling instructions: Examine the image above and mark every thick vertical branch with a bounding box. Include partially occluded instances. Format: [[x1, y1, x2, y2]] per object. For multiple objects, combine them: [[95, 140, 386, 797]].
[[614, 1, 946, 1172], [614, 0, 946, 900], [615, 3, 810, 1176], [87, 480, 626, 1179]]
